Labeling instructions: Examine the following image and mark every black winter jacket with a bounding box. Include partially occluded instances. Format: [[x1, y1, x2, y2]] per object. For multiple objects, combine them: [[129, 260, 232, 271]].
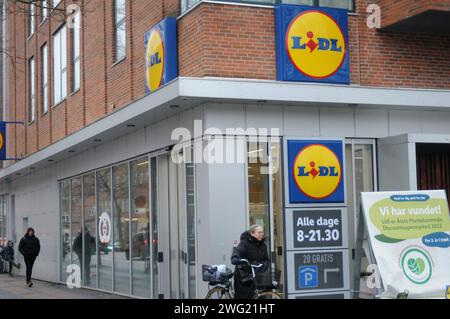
[[19, 234, 40, 257], [231, 231, 270, 299]]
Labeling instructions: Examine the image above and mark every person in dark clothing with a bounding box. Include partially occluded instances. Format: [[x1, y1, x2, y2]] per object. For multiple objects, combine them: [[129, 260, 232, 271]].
[[18, 228, 40, 287], [231, 225, 270, 299], [1, 241, 21, 275], [72, 228, 95, 285]]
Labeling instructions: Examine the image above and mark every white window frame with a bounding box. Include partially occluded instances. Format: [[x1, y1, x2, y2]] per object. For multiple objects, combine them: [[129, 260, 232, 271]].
[[53, 25, 67, 106], [42, 44, 49, 114], [29, 57, 35, 123], [114, 0, 126, 62], [41, 0, 48, 22], [28, 4, 35, 37], [72, 9, 81, 92]]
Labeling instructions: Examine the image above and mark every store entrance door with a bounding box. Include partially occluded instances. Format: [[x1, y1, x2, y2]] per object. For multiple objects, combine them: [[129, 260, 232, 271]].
[[154, 153, 188, 299]]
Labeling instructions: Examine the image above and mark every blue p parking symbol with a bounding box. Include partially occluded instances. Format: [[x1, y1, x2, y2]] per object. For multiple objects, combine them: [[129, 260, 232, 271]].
[[299, 266, 318, 288]]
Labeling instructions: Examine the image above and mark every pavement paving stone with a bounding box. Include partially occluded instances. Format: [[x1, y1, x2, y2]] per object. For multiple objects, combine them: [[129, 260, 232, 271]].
[[0, 274, 131, 299]]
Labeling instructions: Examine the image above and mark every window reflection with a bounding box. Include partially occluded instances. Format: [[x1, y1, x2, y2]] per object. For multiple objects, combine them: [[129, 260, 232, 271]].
[[97, 168, 112, 291], [113, 163, 131, 294], [130, 158, 151, 298], [83, 174, 97, 287], [60, 181, 71, 282], [70, 178, 82, 285]]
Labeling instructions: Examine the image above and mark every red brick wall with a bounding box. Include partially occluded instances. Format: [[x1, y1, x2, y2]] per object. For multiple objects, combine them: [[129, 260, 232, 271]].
[[377, 0, 450, 28], [6, 0, 450, 161]]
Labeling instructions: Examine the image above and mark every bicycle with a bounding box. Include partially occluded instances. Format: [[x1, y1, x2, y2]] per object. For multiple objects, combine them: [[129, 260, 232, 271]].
[[203, 259, 282, 299]]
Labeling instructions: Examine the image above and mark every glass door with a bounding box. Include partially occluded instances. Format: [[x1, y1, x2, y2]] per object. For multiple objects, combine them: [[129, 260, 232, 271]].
[[154, 151, 192, 299], [155, 154, 171, 298]]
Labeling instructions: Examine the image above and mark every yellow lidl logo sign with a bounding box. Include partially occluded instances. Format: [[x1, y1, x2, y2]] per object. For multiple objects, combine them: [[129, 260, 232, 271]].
[[276, 5, 350, 84], [144, 18, 178, 94], [0, 132, 3, 151], [146, 30, 164, 92], [288, 140, 345, 203], [287, 11, 346, 79]]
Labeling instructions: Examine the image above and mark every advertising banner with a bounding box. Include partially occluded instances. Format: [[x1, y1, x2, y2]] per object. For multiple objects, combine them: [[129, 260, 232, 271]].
[[361, 190, 450, 298]]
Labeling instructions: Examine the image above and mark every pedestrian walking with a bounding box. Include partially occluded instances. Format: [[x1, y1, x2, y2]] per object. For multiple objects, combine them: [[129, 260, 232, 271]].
[[18, 228, 40, 287]]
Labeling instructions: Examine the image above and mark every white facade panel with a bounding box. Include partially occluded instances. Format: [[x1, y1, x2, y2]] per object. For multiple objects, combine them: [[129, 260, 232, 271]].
[[283, 106, 320, 137], [355, 109, 389, 138], [319, 107, 355, 137]]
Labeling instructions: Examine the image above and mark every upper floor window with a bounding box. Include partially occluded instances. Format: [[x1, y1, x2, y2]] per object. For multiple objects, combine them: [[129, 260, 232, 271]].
[[53, 0, 62, 8], [42, 44, 49, 114], [41, 0, 48, 22], [114, 0, 126, 62], [283, 0, 353, 10], [180, 0, 354, 13], [53, 25, 67, 105], [29, 57, 35, 123], [72, 9, 81, 92], [28, 4, 34, 37]]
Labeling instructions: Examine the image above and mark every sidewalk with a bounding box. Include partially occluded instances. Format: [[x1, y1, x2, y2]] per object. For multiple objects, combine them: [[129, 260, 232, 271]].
[[0, 274, 131, 299]]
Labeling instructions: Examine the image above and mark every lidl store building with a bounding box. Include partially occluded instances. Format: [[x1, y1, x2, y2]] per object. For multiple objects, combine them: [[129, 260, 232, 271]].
[[0, 0, 450, 299]]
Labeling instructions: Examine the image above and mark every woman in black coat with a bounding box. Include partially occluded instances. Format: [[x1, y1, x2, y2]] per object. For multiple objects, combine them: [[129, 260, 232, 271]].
[[19, 228, 40, 287], [231, 225, 270, 299]]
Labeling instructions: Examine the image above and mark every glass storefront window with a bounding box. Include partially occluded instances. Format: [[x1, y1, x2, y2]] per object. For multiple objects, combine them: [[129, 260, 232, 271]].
[[60, 181, 71, 282], [247, 141, 271, 249], [70, 177, 82, 285], [186, 161, 196, 298], [150, 157, 159, 297], [271, 142, 284, 292], [130, 157, 151, 298], [112, 163, 131, 294], [345, 141, 376, 298], [0, 196, 7, 248], [83, 174, 97, 288], [97, 168, 112, 291]]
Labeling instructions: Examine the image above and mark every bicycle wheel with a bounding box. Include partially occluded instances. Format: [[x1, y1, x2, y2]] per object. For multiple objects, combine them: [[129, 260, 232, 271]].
[[205, 287, 232, 299], [254, 291, 282, 299]]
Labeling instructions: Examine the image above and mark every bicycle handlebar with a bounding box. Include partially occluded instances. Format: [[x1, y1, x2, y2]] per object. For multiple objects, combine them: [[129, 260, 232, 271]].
[[240, 259, 263, 268]]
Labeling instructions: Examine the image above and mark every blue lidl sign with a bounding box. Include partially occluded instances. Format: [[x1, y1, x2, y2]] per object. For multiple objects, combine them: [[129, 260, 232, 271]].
[[287, 140, 345, 204], [0, 122, 6, 160], [144, 17, 178, 94], [275, 4, 350, 84]]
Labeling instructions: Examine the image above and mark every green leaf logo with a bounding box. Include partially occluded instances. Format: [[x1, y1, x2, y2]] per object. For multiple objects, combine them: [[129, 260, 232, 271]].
[[375, 234, 405, 243], [407, 258, 425, 275]]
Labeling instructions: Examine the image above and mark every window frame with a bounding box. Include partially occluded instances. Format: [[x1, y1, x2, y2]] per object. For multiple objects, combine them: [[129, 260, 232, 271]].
[[41, 43, 49, 115], [114, 0, 127, 62], [28, 3, 35, 38], [41, 0, 49, 23], [29, 56, 36, 123], [53, 25, 68, 107], [72, 9, 81, 93]]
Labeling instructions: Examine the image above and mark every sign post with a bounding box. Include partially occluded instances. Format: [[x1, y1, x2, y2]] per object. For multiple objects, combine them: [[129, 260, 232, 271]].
[[283, 138, 350, 299]]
